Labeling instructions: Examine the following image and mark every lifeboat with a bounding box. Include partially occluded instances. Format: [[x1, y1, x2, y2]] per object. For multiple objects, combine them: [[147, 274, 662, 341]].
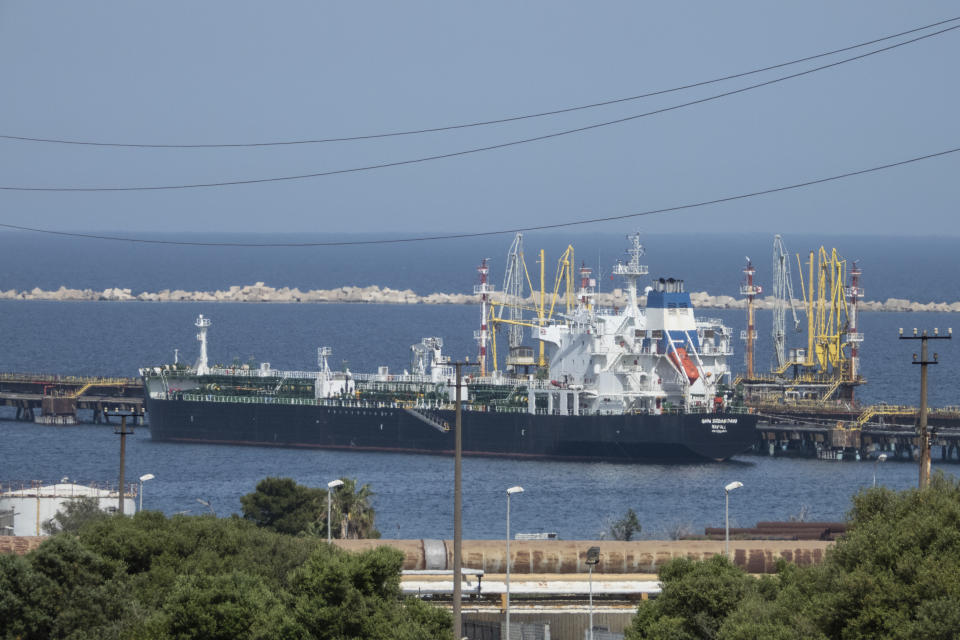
[[668, 347, 700, 383]]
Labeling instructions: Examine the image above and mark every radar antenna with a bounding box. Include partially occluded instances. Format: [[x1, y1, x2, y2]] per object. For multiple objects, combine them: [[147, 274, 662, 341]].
[[611, 232, 648, 315]]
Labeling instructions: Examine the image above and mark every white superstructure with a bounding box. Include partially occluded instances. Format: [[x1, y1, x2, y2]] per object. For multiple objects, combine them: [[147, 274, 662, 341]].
[[532, 235, 733, 416]]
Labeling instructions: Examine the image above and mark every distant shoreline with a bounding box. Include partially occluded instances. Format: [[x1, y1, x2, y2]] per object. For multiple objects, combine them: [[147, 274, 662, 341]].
[[1, 282, 957, 313]]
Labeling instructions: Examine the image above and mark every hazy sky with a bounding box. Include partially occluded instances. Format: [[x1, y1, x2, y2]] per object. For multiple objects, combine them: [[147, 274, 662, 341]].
[[1, 2, 958, 237]]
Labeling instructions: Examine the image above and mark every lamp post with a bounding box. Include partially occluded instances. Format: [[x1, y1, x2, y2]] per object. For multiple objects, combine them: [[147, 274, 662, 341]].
[[505, 486, 524, 640], [327, 479, 344, 544], [724, 481, 743, 560], [873, 453, 888, 488], [586, 546, 600, 640], [138, 473, 154, 512]]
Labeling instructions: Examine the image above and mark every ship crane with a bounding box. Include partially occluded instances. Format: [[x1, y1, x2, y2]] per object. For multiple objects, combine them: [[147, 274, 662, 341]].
[[772, 235, 802, 372], [500, 233, 525, 351], [487, 235, 580, 373]]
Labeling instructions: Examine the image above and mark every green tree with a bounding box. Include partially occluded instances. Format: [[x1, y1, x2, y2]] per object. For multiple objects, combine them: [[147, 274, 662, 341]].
[[79, 510, 318, 604], [609, 508, 642, 541], [240, 477, 325, 536], [630, 473, 960, 640], [161, 571, 306, 640], [626, 554, 768, 640], [1, 510, 443, 640], [0, 535, 133, 639], [785, 474, 960, 639], [329, 477, 380, 539], [290, 544, 449, 639], [41, 495, 109, 535]]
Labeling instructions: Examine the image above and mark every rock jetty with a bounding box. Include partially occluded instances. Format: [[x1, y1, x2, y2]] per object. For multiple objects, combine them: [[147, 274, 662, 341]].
[[0, 282, 957, 312]]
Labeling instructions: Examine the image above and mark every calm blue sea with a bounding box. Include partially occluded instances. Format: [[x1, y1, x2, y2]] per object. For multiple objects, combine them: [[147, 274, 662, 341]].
[[0, 232, 957, 539]]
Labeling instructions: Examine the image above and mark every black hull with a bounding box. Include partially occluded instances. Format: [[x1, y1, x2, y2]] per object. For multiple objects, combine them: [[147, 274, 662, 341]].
[[145, 397, 756, 463]]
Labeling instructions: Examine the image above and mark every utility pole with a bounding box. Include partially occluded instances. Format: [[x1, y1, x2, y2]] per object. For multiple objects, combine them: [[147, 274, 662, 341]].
[[452, 361, 466, 640], [899, 328, 951, 489], [111, 411, 136, 514]]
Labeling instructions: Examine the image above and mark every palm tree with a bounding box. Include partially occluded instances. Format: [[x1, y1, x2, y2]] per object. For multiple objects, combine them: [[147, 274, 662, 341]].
[[328, 477, 380, 539]]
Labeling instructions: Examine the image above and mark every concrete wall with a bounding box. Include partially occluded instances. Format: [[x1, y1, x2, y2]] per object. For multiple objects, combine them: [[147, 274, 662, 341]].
[[334, 539, 831, 574]]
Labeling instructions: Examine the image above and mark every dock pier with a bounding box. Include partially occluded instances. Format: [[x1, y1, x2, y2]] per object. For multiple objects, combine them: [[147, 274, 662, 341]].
[[757, 409, 960, 462], [0, 374, 144, 425]]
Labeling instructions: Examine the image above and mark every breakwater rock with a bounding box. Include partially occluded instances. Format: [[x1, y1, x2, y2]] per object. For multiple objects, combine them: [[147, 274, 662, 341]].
[[1, 283, 958, 312]]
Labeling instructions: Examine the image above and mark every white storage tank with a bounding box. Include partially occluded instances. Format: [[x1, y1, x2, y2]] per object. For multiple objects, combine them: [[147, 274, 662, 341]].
[[0, 481, 136, 536]]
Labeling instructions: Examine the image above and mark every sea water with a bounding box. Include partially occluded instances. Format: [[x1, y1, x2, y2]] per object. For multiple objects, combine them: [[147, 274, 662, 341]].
[[0, 232, 957, 539]]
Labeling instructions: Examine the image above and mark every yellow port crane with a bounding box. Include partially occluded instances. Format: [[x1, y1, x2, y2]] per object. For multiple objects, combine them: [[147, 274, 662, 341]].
[[796, 247, 850, 375]]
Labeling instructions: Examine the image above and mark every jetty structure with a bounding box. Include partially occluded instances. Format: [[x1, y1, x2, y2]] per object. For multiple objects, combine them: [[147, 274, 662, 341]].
[[736, 236, 960, 462], [738, 240, 865, 411], [0, 373, 143, 424]]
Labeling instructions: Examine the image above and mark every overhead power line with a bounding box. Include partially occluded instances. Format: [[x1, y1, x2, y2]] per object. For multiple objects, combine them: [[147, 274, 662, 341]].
[[1, 144, 957, 246], [2, 24, 957, 193], [1, 16, 958, 149]]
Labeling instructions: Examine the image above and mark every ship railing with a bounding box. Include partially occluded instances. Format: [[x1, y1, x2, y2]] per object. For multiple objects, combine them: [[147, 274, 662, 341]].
[[170, 392, 549, 415], [0, 373, 140, 385], [698, 346, 734, 356], [206, 367, 321, 380], [352, 372, 437, 384], [180, 393, 322, 406], [697, 318, 725, 327]]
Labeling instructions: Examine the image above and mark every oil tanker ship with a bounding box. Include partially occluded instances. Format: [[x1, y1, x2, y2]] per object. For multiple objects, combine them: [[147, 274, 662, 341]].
[[142, 235, 756, 462]]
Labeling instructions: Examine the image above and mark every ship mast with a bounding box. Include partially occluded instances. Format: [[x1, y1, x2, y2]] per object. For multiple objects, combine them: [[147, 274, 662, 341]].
[[317, 347, 332, 377], [846, 262, 864, 385], [740, 259, 760, 379], [578, 262, 595, 310], [611, 233, 648, 315], [195, 314, 211, 375], [474, 258, 494, 376]]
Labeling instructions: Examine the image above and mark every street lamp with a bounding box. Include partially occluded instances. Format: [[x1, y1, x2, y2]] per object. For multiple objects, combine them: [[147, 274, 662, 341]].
[[138, 473, 154, 512], [505, 486, 523, 640], [873, 453, 888, 488], [196, 498, 215, 515], [724, 481, 743, 560], [327, 479, 344, 544], [586, 546, 601, 640]]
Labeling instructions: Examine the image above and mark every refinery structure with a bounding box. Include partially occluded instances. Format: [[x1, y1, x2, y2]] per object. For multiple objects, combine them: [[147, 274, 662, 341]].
[[736, 236, 866, 416]]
